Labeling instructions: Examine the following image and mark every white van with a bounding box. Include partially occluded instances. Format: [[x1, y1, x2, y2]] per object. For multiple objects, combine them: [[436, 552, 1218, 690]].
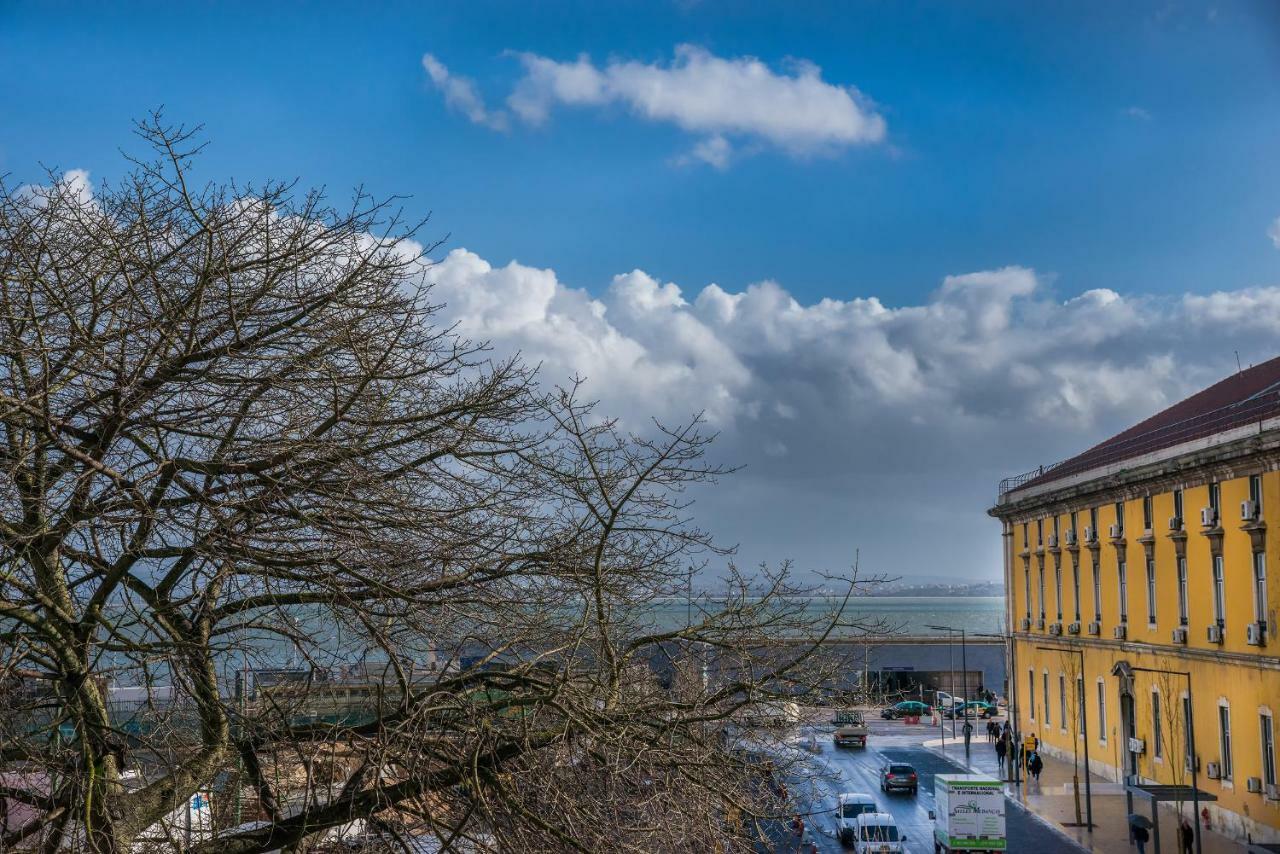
[[834, 792, 877, 845], [853, 812, 905, 854]]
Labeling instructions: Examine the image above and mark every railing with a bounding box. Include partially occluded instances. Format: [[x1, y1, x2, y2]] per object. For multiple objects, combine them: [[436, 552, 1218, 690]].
[[999, 388, 1280, 496]]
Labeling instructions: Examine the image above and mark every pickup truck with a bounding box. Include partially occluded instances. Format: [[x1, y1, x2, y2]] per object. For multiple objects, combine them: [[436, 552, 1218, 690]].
[[832, 710, 869, 748]]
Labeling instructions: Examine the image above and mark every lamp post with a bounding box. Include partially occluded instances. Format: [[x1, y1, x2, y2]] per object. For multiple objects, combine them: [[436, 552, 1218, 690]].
[[929, 624, 971, 760], [1037, 643, 1093, 830], [975, 631, 1020, 784], [1129, 665, 1201, 854]]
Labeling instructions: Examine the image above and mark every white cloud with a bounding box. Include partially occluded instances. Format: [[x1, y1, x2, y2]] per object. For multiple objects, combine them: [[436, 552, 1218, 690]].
[[1124, 106, 1153, 121], [422, 54, 508, 131], [423, 246, 1280, 577], [498, 45, 886, 164], [1268, 216, 1280, 249]]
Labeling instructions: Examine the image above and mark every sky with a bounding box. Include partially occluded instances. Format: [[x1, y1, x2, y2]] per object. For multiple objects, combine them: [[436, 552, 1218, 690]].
[[3, 1, 1280, 583]]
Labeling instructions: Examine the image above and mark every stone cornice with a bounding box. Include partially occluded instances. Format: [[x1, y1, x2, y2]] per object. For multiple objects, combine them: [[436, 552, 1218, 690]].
[[991, 426, 1280, 521], [1010, 632, 1280, 672]]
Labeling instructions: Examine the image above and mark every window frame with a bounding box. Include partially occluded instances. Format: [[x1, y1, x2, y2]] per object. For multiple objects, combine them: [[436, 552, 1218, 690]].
[[1177, 557, 1189, 626], [1118, 559, 1129, 624], [1262, 710, 1277, 788], [1146, 557, 1157, 625], [1151, 690, 1163, 760], [1218, 701, 1233, 781], [1212, 554, 1226, 626]]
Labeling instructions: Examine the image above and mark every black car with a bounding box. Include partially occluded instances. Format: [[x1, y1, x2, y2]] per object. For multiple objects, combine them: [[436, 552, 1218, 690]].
[[879, 700, 932, 720], [878, 762, 918, 794]]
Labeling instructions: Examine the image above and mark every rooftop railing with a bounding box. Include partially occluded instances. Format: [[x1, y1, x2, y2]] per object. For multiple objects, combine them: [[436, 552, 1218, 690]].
[[999, 388, 1280, 496]]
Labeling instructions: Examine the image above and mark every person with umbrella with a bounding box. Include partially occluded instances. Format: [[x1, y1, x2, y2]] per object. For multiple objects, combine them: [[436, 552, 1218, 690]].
[[1128, 814, 1152, 853]]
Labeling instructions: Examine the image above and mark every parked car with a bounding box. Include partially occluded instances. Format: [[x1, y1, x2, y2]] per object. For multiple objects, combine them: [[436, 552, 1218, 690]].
[[834, 792, 878, 845], [880, 700, 932, 720], [879, 762, 919, 794], [852, 812, 906, 854], [945, 700, 998, 719]]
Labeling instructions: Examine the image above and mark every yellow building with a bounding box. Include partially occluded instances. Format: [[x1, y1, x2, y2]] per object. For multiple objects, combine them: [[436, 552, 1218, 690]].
[[992, 359, 1280, 845]]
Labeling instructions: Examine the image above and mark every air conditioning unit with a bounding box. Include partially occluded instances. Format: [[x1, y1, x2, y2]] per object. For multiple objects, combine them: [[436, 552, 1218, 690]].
[[1171, 627, 1188, 644], [1206, 761, 1222, 780], [1065, 529, 1077, 546], [1248, 776, 1264, 794], [1084, 526, 1096, 543], [1019, 617, 1031, 631], [1087, 621, 1101, 636], [1036, 617, 1046, 631], [1047, 533, 1058, 548], [1049, 622, 1063, 636], [1206, 624, 1224, 644], [1128, 737, 1146, 755], [1201, 506, 1217, 527], [1247, 622, 1266, 646], [1168, 516, 1183, 531], [1242, 500, 1259, 521], [1267, 783, 1280, 801], [1113, 625, 1127, 640], [1067, 621, 1081, 635], [1109, 523, 1122, 539]]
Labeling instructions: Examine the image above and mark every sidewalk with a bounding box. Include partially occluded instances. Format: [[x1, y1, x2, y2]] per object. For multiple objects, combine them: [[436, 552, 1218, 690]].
[[925, 733, 1242, 854]]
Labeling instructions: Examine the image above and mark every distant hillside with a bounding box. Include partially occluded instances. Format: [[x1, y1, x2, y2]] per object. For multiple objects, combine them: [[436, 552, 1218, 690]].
[[866, 581, 1004, 597]]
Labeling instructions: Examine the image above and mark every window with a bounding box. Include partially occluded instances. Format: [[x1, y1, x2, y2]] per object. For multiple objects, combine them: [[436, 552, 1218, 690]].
[[1043, 672, 1051, 727], [1173, 488, 1184, 522], [1029, 670, 1036, 722], [1250, 474, 1264, 515], [1183, 695, 1195, 772], [1263, 712, 1277, 787], [1053, 515, 1060, 539], [1070, 510, 1078, 541], [1209, 481, 1221, 514], [1212, 555, 1226, 626], [1077, 676, 1086, 735], [1022, 521, 1029, 550], [1146, 558, 1157, 624], [1097, 681, 1107, 741], [1219, 703, 1233, 780], [1038, 561, 1046, 620], [1037, 518, 1044, 546], [1090, 506, 1099, 537], [1072, 558, 1082, 621], [1118, 560, 1129, 623], [1143, 496, 1153, 531], [1023, 564, 1031, 619], [1254, 552, 1268, 630], [1177, 558, 1189, 625], [1054, 560, 1063, 620], [1115, 501, 1125, 535], [1059, 674, 1067, 728], [1092, 557, 1103, 622], [1152, 692, 1163, 759]]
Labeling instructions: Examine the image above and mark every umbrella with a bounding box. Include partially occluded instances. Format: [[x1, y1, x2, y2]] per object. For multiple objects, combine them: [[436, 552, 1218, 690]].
[[1127, 813, 1154, 830]]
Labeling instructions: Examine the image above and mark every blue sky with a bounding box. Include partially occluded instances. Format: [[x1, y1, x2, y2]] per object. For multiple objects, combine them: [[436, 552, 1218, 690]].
[[4, 1, 1280, 580]]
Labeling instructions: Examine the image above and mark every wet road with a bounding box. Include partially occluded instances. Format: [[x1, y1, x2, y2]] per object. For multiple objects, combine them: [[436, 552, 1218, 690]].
[[768, 719, 1084, 853]]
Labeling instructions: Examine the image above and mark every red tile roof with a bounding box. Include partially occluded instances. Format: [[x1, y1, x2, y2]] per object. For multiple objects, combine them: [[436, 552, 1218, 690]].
[[1006, 355, 1280, 494]]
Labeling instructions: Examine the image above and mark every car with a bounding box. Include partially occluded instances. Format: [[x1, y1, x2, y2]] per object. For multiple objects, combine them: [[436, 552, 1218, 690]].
[[852, 812, 906, 854], [944, 700, 998, 719], [880, 700, 932, 719], [879, 762, 918, 794], [834, 792, 878, 845]]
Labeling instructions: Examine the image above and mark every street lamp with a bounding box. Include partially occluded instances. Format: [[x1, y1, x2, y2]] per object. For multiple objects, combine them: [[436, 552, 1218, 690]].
[[1037, 643, 1093, 830], [928, 624, 972, 760], [974, 631, 1021, 785], [1126, 665, 1202, 854]]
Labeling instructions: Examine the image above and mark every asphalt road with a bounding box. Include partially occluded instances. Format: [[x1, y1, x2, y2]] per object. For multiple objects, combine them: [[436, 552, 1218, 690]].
[[764, 719, 1084, 853]]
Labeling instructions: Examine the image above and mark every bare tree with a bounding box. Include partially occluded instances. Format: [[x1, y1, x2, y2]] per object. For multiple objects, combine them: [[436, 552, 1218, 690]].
[[0, 118, 876, 853]]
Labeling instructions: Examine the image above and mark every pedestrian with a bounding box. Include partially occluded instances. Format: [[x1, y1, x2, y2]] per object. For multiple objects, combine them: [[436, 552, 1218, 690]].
[[962, 719, 974, 750], [1177, 816, 1195, 854], [995, 735, 1007, 767], [1028, 750, 1043, 782], [1130, 819, 1150, 854]]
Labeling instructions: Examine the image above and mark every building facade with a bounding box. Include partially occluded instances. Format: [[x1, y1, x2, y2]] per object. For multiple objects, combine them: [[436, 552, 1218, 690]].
[[991, 359, 1280, 845]]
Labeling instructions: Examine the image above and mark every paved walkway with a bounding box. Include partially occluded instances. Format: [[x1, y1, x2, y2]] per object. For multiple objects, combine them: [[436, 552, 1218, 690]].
[[925, 733, 1244, 853]]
